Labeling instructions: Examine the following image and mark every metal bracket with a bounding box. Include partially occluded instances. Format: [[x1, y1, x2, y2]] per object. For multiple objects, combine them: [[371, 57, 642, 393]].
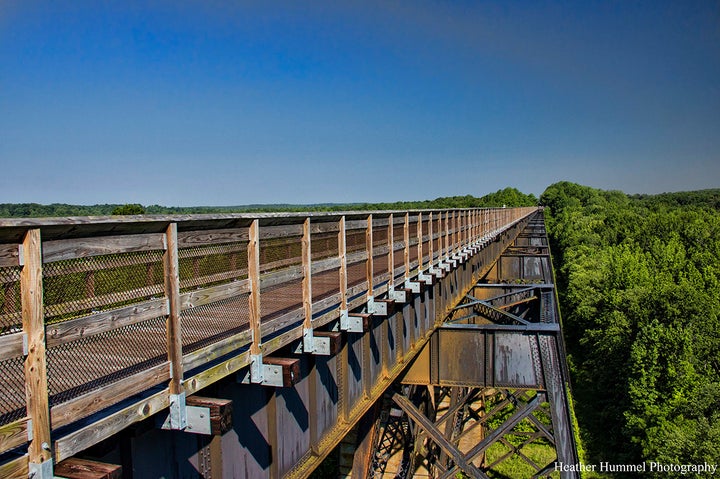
[[26, 419, 33, 442], [339, 312, 365, 333], [388, 288, 409, 303], [249, 353, 264, 384], [239, 356, 287, 387], [294, 331, 332, 355], [22, 333, 29, 356], [302, 327, 316, 354], [404, 279, 421, 294], [28, 458, 53, 479], [339, 309, 350, 331], [185, 406, 212, 435], [168, 392, 187, 430]]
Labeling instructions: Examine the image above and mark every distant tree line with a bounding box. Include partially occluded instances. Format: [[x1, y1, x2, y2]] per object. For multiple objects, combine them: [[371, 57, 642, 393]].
[[0, 187, 538, 218], [541, 182, 720, 477]]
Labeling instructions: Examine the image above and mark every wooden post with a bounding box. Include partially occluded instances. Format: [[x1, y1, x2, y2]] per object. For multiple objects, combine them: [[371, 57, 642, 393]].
[[445, 211, 450, 261], [365, 215, 373, 300], [338, 216, 347, 314], [21, 229, 52, 469], [417, 213, 423, 273], [403, 213, 409, 281], [163, 223, 183, 396], [387, 214, 394, 284], [248, 220, 262, 357], [302, 218, 314, 352], [428, 212, 434, 267]]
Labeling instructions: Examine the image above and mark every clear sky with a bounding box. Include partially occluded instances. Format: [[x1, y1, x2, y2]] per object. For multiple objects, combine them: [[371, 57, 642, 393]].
[[1, 1, 718, 206]]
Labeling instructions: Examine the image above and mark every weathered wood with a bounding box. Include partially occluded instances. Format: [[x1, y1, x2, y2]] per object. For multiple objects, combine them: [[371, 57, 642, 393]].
[[176, 228, 248, 248], [179, 280, 250, 310], [248, 220, 262, 356], [365, 215, 373, 298], [54, 388, 170, 463], [0, 454, 28, 479], [404, 213, 410, 280], [263, 357, 301, 387], [46, 298, 168, 348], [417, 212, 423, 273], [339, 216, 348, 311], [0, 417, 28, 455], [50, 362, 171, 429], [259, 264, 303, 290], [163, 223, 183, 395], [302, 218, 313, 333], [54, 457, 122, 479], [0, 330, 24, 361], [21, 229, 52, 465], [186, 396, 233, 435], [0, 243, 19, 268], [387, 214, 394, 282], [310, 255, 341, 276], [42, 233, 165, 263]]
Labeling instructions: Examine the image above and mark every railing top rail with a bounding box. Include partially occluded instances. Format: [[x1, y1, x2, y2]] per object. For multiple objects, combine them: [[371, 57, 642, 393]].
[[0, 207, 537, 243]]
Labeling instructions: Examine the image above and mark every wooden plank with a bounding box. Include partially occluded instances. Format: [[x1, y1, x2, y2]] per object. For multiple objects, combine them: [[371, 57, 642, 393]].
[[387, 214, 394, 282], [0, 331, 24, 362], [302, 218, 313, 332], [54, 389, 170, 463], [365, 215, 373, 298], [0, 243, 19, 268], [403, 213, 410, 280], [42, 233, 165, 263], [179, 280, 250, 310], [21, 228, 52, 465], [50, 362, 171, 429], [259, 264, 303, 290], [0, 454, 28, 479], [248, 220, 262, 356], [311, 255, 341, 276], [54, 457, 122, 479], [176, 228, 248, 248], [46, 298, 168, 348], [186, 396, 233, 436], [338, 216, 347, 312], [0, 417, 28, 455], [163, 223, 183, 395], [417, 212, 423, 273]]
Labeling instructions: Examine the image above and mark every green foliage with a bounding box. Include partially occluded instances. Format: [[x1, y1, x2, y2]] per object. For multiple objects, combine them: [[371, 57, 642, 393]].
[[542, 182, 720, 474], [111, 203, 146, 215], [0, 187, 538, 218]]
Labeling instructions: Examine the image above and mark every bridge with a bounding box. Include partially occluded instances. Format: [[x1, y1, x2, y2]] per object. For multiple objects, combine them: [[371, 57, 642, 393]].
[[0, 207, 578, 478]]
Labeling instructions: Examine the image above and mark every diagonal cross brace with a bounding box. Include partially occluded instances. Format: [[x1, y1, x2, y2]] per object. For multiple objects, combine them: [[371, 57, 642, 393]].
[[439, 394, 542, 479], [392, 393, 490, 479]]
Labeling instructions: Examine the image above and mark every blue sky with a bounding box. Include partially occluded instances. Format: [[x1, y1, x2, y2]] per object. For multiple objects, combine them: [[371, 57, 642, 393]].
[[1, 1, 718, 206]]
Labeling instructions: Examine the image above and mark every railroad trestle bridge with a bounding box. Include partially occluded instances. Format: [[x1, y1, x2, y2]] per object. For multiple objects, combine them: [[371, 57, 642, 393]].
[[0, 207, 578, 478]]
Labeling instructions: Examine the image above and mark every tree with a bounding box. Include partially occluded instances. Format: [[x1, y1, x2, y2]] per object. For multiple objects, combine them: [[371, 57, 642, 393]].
[[111, 204, 146, 215]]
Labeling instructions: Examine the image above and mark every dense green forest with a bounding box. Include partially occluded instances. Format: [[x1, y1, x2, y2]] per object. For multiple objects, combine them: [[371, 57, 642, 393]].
[[541, 183, 720, 476], [0, 187, 537, 217]]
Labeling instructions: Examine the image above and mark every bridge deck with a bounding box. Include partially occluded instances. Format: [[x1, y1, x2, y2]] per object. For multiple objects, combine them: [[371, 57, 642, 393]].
[[0, 207, 536, 478]]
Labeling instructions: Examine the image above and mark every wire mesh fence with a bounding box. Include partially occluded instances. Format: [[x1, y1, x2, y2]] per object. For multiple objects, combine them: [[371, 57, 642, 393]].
[[0, 266, 21, 335], [0, 355, 26, 427]]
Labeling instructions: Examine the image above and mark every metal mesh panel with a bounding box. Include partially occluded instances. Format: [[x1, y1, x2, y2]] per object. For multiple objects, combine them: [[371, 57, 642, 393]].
[[42, 251, 165, 324], [372, 224, 387, 248], [46, 315, 167, 407], [346, 229, 366, 253], [347, 260, 367, 289], [0, 266, 21, 335], [179, 242, 248, 292], [373, 253, 388, 279], [311, 231, 340, 302], [260, 237, 301, 274], [393, 222, 405, 269], [434, 218, 443, 258], [408, 219, 419, 263], [260, 236, 302, 321], [181, 294, 250, 354], [311, 231, 338, 260], [421, 219, 431, 264], [0, 356, 26, 426]]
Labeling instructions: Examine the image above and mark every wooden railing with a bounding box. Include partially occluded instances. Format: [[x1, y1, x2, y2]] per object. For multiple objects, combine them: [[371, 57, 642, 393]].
[[0, 206, 536, 475]]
